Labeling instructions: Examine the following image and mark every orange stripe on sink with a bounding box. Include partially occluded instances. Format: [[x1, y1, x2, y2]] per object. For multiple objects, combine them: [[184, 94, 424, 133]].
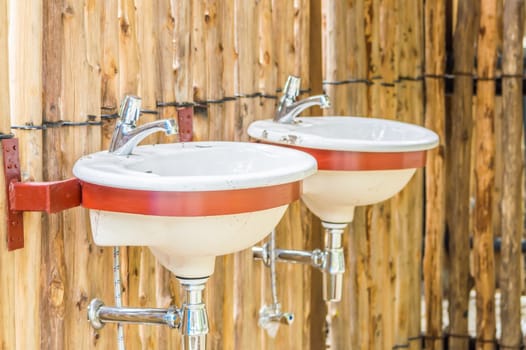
[[269, 144, 427, 171], [79, 181, 301, 216]]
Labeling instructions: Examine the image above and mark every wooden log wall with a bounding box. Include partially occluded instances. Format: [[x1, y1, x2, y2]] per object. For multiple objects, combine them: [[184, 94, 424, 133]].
[[500, 1, 525, 348], [0, 1, 525, 349]]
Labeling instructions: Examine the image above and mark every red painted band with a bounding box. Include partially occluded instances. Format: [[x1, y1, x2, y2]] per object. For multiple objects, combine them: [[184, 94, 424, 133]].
[[80, 181, 301, 216], [266, 144, 427, 171]]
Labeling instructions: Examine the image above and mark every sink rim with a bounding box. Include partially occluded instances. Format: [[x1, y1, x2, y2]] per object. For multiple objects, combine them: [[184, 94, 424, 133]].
[[72, 141, 317, 192], [247, 116, 439, 153], [73, 141, 317, 216]]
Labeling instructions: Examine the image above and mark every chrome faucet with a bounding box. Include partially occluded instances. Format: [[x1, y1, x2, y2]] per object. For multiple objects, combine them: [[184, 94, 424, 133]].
[[109, 95, 178, 155], [274, 75, 331, 124]]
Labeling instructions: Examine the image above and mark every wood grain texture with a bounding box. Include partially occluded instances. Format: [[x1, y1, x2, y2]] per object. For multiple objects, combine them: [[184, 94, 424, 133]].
[[447, 1, 479, 348], [499, 0, 524, 347], [101, 0, 119, 149], [0, 2, 13, 349], [2, 2, 525, 349], [368, 0, 398, 348], [345, 1, 370, 346], [474, 1, 498, 348], [8, 1, 43, 349], [320, 2, 352, 349], [423, 0, 446, 349], [396, 2, 424, 349], [41, 3, 66, 349]]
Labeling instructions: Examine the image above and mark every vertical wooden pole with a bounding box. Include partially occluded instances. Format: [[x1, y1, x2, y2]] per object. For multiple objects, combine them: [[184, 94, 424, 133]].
[[232, 2, 258, 349], [321, 0, 349, 116], [271, 6, 308, 349], [277, 2, 311, 349], [499, 0, 524, 347], [344, 0, 368, 115], [344, 3, 369, 349], [396, 1, 425, 349], [423, 0, 446, 349], [59, 1, 109, 349], [135, 2, 163, 348], [190, 1, 209, 142], [101, 0, 119, 148], [155, 1, 180, 348], [369, 0, 398, 348], [320, 3, 355, 348], [118, 2, 142, 348], [41, 0, 66, 348], [173, 0, 192, 105], [0, 0, 14, 348], [474, 1, 498, 348], [308, 2, 326, 349], [0, 0, 8, 134], [447, 1, 479, 348], [202, 2, 229, 350], [216, 4, 237, 348], [9, 1, 43, 349]]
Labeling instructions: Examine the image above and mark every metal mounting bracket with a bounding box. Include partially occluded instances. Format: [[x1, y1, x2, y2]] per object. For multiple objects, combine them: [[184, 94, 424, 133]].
[[2, 138, 24, 250], [177, 107, 193, 142], [2, 138, 82, 251]]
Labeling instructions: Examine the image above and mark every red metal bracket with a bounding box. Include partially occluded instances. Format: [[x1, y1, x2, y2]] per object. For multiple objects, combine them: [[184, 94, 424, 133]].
[[2, 139, 82, 251], [10, 178, 81, 213], [177, 107, 193, 142], [2, 139, 24, 250]]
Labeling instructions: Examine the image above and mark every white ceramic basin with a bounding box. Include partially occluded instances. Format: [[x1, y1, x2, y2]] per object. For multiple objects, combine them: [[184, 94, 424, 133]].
[[247, 116, 439, 223], [73, 142, 316, 278]]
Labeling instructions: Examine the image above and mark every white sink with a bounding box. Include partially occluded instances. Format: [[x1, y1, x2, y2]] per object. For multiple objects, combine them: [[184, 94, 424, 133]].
[[247, 116, 439, 223], [73, 142, 317, 278]]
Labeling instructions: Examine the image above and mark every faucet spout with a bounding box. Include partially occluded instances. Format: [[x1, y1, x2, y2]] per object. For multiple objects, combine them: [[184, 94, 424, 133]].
[[274, 76, 330, 123], [109, 95, 178, 156]]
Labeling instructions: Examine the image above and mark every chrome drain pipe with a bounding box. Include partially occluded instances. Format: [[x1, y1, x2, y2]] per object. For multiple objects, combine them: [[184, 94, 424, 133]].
[[88, 278, 209, 350], [321, 222, 347, 302], [179, 279, 209, 350], [256, 230, 295, 336], [252, 246, 324, 267], [253, 222, 348, 302], [88, 299, 181, 329]]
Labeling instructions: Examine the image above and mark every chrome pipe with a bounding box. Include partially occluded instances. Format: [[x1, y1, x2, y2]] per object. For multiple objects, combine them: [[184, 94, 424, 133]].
[[321, 222, 348, 302], [88, 299, 181, 329], [252, 246, 324, 267], [256, 231, 295, 335], [178, 279, 209, 350], [253, 222, 347, 302], [88, 279, 209, 350], [183, 335, 207, 350]]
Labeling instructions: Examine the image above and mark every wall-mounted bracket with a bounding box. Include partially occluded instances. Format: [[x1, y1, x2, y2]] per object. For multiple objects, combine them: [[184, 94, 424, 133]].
[[3, 138, 24, 250], [177, 107, 193, 142], [2, 138, 82, 251]]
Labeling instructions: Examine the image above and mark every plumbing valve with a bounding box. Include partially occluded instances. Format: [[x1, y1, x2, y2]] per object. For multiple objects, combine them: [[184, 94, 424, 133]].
[[258, 303, 294, 338]]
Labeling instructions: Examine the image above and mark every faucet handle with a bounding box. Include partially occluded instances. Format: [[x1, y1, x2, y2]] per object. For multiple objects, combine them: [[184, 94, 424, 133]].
[[282, 75, 301, 100], [119, 95, 142, 125]]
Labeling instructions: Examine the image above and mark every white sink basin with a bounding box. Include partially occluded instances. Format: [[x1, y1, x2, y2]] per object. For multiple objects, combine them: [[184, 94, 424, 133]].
[[73, 142, 316, 278], [247, 116, 439, 223]]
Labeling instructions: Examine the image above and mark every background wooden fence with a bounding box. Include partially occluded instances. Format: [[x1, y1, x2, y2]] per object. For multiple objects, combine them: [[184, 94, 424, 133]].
[[0, 0, 524, 349]]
